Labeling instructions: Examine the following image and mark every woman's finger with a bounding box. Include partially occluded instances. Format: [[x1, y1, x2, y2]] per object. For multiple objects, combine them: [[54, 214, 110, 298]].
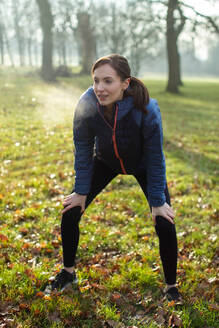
[[62, 200, 72, 206], [167, 209, 175, 218], [163, 214, 174, 224], [62, 204, 74, 214], [63, 197, 72, 202], [65, 195, 73, 200]]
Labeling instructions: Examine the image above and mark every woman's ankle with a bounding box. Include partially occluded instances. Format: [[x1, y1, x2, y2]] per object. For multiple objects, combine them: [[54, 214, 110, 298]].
[[165, 283, 176, 292], [64, 266, 75, 274]]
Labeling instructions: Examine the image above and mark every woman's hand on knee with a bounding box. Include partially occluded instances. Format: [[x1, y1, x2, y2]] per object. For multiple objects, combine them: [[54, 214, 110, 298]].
[[152, 202, 175, 225], [62, 192, 87, 214]]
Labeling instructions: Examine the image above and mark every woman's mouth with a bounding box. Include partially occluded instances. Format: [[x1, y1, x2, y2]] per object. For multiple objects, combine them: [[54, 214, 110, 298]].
[[98, 95, 108, 101]]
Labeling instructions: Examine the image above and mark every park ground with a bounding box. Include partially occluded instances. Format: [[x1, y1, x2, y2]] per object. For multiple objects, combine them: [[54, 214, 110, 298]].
[[0, 68, 218, 327]]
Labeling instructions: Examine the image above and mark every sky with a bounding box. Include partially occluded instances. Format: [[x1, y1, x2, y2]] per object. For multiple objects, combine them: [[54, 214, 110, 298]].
[[182, 0, 219, 60], [183, 0, 219, 16]]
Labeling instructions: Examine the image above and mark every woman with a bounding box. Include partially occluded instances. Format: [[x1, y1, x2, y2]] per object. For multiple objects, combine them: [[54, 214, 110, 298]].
[[48, 54, 181, 302]]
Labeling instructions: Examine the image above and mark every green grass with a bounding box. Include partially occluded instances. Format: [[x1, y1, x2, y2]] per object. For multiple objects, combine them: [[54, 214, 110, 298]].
[[0, 67, 218, 327]]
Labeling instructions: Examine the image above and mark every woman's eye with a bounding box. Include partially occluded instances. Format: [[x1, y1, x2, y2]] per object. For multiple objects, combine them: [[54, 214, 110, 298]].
[[105, 80, 112, 84]]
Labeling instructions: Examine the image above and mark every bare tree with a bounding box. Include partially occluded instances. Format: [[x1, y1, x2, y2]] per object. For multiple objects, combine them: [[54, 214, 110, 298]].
[[125, 0, 162, 75], [166, 0, 186, 92], [0, 1, 14, 66], [73, 11, 96, 74], [36, 0, 55, 81], [11, 0, 29, 66], [149, 0, 219, 93], [26, 2, 39, 67], [0, 22, 4, 65]]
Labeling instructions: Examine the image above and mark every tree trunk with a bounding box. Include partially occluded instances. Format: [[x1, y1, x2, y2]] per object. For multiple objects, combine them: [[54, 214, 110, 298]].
[[34, 42, 38, 67], [4, 27, 14, 66], [176, 51, 183, 86], [0, 23, 4, 65], [62, 41, 67, 66], [36, 0, 55, 81], [166, 0, 180, 93], [166, 0, 186, 92], [27, 37, 33, 66], [75, 12, 96, 74], [12, 3, 25, 66]]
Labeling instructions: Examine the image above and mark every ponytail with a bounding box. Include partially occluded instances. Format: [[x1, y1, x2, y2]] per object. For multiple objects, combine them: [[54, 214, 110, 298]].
[[125, 76, 150, 114]]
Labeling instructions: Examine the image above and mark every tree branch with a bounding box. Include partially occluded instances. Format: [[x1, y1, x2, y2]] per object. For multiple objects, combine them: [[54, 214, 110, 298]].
[[180, 1, 219, 34], [176, 2, 186, 37]]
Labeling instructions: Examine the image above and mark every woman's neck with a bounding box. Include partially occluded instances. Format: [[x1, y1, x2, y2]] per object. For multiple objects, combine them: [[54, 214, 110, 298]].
[[106, 103, 114, 111]]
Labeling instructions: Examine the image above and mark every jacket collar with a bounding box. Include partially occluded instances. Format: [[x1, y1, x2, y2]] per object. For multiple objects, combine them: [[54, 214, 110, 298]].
[[88, 86, 135, 118]]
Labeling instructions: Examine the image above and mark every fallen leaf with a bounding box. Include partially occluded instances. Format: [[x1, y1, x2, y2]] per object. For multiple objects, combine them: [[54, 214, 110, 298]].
[[154, 313, 165, 325], [168, 300, 176, 307], [208, 303, 219, 311], [168, 312, 183, 327], [105, 320, 120, 328], [19, 228, 28, 235], [91, 283, 106, 290], [19, 303, 30, 311], [208, 277, 219, 284], [0, 234, 8, 242], [34, 309, 41, 315], [43, 295, 52, 300]]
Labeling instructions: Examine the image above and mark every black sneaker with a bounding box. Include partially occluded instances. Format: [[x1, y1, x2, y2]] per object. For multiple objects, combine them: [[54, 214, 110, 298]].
[[44, 268, 78, 294], [165, 287, 182, 303]]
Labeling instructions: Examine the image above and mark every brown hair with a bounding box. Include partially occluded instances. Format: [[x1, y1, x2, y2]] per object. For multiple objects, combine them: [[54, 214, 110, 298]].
[[91, 54, 149, 113]]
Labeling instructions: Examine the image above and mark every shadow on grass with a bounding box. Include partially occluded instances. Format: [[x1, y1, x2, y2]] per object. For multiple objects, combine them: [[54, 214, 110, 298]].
[[165, 138, 219, 179]]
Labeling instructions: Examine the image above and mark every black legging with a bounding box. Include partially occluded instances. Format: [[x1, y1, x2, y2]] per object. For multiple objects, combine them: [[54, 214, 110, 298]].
[[61, 157, 178, 285]]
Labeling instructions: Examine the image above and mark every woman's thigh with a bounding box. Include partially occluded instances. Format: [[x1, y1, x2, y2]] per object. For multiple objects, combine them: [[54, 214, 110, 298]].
[[133, 169, 171, 211], [71, 157, 118, 210]]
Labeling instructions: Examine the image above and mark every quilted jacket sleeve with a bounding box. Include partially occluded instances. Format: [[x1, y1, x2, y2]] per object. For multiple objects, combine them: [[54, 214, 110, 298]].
[[142, 99, 167, 207], [73, 96, 95, 195]]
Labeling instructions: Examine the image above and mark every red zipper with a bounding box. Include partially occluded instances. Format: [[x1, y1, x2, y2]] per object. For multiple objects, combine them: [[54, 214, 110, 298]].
[[113, 106, 127, 174], [97, 102, 127, 175]]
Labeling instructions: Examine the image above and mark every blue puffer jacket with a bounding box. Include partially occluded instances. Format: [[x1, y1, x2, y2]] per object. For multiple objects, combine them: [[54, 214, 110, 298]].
[[73, 86, 167, 207]]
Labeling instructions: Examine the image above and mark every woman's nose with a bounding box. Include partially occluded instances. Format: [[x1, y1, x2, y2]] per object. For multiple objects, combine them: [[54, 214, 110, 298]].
[[96, 82, 104, 92]]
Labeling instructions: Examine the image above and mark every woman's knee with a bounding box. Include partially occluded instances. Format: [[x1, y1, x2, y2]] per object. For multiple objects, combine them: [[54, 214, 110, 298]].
[[62, 206, 82, 225], [155, 216, 176, 234]]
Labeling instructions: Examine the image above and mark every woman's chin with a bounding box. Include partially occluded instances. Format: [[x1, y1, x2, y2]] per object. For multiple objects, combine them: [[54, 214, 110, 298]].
[[100, 100, 110, 107]]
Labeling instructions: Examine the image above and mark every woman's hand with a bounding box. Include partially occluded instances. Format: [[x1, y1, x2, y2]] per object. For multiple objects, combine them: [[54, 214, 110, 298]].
[[152, 202, 175, 225], [62, 192, 87, 214]]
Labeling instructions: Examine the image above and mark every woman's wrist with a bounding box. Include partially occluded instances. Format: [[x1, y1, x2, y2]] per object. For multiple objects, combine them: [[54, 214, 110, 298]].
[[74, 192, 87, 198]]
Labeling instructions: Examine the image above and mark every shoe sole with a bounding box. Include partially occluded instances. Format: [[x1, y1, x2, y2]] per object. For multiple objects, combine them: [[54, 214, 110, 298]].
[[164, 295, 183, 305], [60, 278, 79, 292], [43, 278, 78, 295]]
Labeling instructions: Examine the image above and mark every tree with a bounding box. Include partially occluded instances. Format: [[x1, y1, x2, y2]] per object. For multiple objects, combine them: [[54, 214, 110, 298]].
[[74, 11, 96, 74], [36, 0, 55, 81], [166, 0, 185, 92], [0, 1, 14, 66], [125, 0, 161, 75], [11, 0, 29, 66], [0, 21, 4, 65], [93, 0, 161, 76], [148, 0, 219, 93]]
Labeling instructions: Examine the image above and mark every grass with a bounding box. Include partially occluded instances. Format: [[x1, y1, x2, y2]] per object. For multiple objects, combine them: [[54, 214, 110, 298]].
[[0, 67, 218, 327]]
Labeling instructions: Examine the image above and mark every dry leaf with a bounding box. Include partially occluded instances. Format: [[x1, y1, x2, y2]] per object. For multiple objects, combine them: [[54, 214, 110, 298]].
[[19, 303, 30, 311], [154, 313, 165, 325], [168, 312, 183, 327], [0, 234, 8, 242], [208, 303, 219, 311]]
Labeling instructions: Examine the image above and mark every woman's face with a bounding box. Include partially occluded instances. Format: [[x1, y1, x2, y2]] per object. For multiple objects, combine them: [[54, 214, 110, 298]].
[[93, 64, 130, 110]]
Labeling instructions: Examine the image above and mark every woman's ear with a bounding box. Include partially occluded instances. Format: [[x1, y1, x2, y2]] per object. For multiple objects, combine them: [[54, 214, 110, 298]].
[[123, 77, 130, 90]]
